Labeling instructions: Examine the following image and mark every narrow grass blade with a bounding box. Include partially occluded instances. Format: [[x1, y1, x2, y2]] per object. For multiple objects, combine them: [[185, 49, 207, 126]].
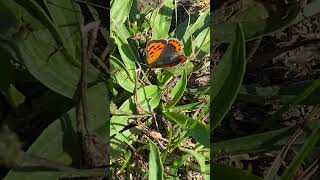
[[281, 123, 320, 180]]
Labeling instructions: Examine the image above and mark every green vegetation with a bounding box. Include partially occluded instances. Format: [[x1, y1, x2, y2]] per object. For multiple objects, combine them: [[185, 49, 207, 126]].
[[110, 0, 210, 178], [212, 0, 320, 179]]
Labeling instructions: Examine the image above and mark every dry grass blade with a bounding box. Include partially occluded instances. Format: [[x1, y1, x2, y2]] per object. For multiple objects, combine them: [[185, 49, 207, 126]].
[[264, 128, 302, 180], [296, 159, 319, 180]]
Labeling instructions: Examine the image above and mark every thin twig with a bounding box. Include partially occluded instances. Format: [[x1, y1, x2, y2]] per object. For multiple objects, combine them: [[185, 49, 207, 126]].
[[296, 158, 319, 180]]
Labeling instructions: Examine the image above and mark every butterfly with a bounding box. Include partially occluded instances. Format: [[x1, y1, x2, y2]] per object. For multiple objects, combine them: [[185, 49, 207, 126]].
[[146, 38, 187, 68]]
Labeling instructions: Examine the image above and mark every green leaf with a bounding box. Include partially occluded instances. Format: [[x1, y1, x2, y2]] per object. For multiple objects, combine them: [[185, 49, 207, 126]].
[[148, 140, 163, 180], [0, 47, 13, 92], [171, 102, 203, 111], [0, 2, 17, 34], [239, 81, 320, 105], [212, 1, 302, 43], [264, 78, 320, 130], [4, 85, 26, 108], [168, 154, 190, 179], [110, 55, 135, 92], [44, 0, 81, 58], [12, 0, 79, 66], [165, 70, 187, 109], [181, 9, 209, 43], [4, 82, 108, 180], [164, 111, 209, 148], [111, 24, 137, 90], [110, 85, 161, 160], [150, 0, 173, 39], [3, 0, 100, 98], [212, 163, 262, 180], [212, 23, 246, 130], [212, 126, 313, 157], [281, 123, 320, 180], [156, 70, 173, 87], [180, 147, 206, 173], [193, 27, 210, 59], [113, 36, 137, 76], [110, 0, 132, 25]]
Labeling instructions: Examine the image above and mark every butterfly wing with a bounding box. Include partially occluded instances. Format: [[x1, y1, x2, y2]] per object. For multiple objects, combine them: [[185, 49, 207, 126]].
[[149, 38, 186, 68], [167, 38, 183, 53], [149, 40, 178, 68], [146, 39, 167, 65], [147, 38, 187, 68]]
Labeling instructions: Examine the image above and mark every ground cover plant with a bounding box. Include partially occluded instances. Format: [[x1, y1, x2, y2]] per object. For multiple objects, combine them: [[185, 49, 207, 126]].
[[212, 0, 320, 179], [0, 0, 210, 179], [110, 0, 210, 178], [0, 0, 108, 179]]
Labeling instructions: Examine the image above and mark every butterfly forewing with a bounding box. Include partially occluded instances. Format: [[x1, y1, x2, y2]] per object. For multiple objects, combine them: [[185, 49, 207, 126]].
[[167, 38, 183, 53], [146, 39, 167, 65]]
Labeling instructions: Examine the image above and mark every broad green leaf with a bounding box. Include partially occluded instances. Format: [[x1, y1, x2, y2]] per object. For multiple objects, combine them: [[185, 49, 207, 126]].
[[4, 82, 108, 180], [44, 0, 81, 58], [110, 85, 161, 160], [182, 9, 209, 43], [150, 0, 173, 39], [12, 0, 78, 66], [110, 55, 135, 92], [212, 23, 246, 130], [212, 1, 302, 43], [176, 9, 209, 56], [194, 27, 210, 59], [111, 24, 137, 90], [110, 0, 132, 25], [164, 62, 194, 76], [164, 111, 209, 148], [171, 102, 203, 111], [3, 0, 100, 98], [148, 140, 163, 180]]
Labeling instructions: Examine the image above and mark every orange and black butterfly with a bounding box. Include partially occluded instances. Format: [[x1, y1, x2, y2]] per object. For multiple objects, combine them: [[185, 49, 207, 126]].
[[146, 38, 187, 68]]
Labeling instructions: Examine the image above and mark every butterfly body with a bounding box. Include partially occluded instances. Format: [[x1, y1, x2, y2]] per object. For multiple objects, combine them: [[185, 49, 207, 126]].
[[146, 38, 187, 68]]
